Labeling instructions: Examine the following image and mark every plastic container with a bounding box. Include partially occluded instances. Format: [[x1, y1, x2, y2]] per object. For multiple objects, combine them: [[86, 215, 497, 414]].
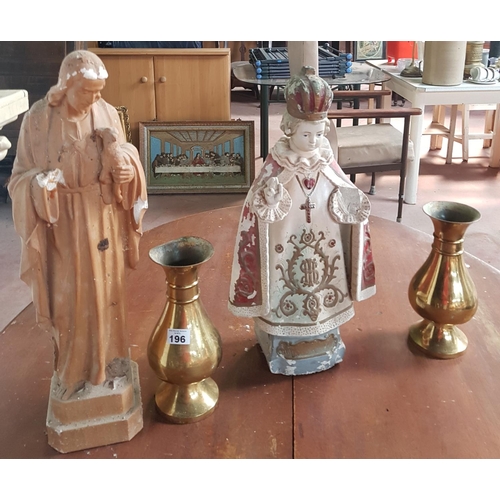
[[387, 41, 414, 64]]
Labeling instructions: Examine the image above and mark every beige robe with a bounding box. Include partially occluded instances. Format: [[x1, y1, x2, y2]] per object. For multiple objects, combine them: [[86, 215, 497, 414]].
[[8, 97, 147, 398]]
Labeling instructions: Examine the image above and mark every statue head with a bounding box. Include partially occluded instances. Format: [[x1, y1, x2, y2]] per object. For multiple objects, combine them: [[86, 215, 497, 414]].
[[280, 66, 333, 155], [280, 66, 332, 140], [47, 50, 108, 111]]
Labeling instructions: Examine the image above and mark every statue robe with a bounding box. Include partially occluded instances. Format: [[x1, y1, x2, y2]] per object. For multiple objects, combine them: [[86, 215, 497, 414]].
[[8, 97, 147, 398], [229, 136, 375, 337]]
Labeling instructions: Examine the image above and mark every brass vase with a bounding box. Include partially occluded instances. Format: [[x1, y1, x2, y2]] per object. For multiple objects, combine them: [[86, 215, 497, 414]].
[[148, 237, 222, 423], [408, 201, 481, 359]]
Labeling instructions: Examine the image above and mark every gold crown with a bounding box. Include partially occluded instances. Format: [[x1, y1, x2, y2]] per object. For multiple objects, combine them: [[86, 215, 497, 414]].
[[285, 66, 333, 121]]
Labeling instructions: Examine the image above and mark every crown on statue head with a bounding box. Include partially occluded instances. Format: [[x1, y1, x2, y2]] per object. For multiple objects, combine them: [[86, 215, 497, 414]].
[[285, 66, 333, 121]]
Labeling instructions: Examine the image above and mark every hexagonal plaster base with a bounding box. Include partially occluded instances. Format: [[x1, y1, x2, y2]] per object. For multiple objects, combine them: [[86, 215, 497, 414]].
[[46, 361, 143, 454]]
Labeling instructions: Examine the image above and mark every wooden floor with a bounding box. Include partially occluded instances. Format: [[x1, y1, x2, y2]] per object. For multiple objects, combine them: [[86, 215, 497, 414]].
[[2, 206, 500, 459]]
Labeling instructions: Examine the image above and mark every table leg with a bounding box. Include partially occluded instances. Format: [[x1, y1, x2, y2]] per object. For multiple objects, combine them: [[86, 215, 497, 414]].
[[429, 105, 445, 150], [445, 105, 458, 164], [260, 84, 269, 159], [489, 103, 500, 169], [404, 101, 425, 205]]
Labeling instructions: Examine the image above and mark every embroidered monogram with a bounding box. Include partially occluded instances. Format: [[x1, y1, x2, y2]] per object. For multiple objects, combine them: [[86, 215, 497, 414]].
[[300, 259, 320, 286], [272, 229, 349, 322]]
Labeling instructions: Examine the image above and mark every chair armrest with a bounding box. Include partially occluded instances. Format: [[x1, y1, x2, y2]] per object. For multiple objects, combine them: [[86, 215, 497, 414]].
[[332, 90, 392, 100], [328, 107, 422, 120]]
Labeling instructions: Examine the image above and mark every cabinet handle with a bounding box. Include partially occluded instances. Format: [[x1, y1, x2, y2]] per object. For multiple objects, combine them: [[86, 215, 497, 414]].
[[140, 76, 148, 83], [159, 76, 167, 83]]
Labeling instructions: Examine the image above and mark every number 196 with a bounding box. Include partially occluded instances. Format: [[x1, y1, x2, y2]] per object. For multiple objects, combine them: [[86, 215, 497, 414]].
[[169, 334, 186, 344]]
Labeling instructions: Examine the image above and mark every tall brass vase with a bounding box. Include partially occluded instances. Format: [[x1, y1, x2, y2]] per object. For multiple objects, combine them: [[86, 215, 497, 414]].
[[408, 201, 481, 359], [148, 237, 222, 423]]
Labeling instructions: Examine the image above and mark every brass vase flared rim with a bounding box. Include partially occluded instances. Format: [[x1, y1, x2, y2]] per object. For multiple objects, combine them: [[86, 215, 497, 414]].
[[423, 201, 481, 225], [149, 236, 214, 268]]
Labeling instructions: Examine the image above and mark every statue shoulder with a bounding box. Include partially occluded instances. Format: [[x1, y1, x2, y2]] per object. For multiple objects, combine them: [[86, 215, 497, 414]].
[[19, 98, 51, 135], [24, 98, 49, 121], [94, 98, 118, 116]]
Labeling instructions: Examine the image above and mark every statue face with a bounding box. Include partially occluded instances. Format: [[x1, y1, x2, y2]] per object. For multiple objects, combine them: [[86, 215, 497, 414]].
[[66, 77, 106, 115], [289, 120, 325, 155]]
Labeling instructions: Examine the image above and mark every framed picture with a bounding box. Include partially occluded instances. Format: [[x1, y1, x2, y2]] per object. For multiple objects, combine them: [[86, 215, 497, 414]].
[[115, 106, 132, 143], [139, 120, 255, 194], [353, 41, 386, 61]]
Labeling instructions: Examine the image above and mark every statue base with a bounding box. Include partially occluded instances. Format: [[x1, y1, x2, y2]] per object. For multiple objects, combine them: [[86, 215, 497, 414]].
[[254, 325, 345, 375], [46, 360, 143, 454]]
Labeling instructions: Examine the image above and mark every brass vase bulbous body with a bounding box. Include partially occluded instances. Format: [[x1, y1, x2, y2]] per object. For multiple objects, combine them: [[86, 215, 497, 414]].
[[408, 201, 481, 359], [148, 237, 222, 423]]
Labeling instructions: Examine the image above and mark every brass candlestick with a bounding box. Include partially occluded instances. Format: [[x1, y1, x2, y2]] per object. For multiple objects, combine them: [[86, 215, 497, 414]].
[[148, 237, 222, 423], [400, 41, 422, 78], [408, 201, 481, 358]]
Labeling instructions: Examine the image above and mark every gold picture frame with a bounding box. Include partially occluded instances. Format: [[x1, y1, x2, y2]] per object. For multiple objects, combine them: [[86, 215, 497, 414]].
[[353, 41, 386, 61], [115, 106, 132, 143], [139, 120, 255, 194]]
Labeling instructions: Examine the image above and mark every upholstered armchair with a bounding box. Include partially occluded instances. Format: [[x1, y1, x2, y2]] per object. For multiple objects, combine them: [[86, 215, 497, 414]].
[[327, 89, 422, 222]]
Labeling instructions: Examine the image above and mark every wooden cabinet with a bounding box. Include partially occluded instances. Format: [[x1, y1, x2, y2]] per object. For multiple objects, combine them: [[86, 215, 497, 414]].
[[89, 48, 231, 147]]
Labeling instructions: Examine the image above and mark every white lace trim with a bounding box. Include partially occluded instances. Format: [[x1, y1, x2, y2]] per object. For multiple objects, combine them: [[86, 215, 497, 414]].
[[252, 185, 292, 223], [329, 186, 371, 224], [271, 137, 333, 176], [255, 306, 355, 337]]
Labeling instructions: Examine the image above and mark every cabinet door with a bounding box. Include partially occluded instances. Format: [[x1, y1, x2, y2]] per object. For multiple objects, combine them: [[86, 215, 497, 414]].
[[154, 54, 230, 122], [99, 55, 155, 146]]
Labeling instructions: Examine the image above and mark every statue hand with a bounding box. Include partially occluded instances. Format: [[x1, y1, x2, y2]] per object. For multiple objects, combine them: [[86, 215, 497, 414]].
[[36, 169, 65, 191], [112, 162, 135, 184], [263, 177, 283, 207]]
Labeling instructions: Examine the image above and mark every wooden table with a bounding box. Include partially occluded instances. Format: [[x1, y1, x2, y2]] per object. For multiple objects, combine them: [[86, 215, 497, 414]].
[[2, 206, 500, 458], [367, 60, 500, 205]]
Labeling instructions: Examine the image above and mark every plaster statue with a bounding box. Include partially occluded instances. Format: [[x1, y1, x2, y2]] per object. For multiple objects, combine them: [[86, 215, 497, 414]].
[[8, 50, 148, 452], [229, 66, 376, 375]]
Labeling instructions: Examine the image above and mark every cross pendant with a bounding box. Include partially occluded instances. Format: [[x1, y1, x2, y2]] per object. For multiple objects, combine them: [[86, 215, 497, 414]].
[[300, 196, 316, 223]]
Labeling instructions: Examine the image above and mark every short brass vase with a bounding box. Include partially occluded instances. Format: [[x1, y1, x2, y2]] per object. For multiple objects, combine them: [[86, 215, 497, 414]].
[[148, 237, 222, 423], [408, 201, 481, 358]]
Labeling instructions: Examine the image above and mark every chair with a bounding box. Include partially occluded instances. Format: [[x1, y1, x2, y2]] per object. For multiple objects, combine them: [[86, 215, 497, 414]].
[[327, 89, 422, 222], [426, 104, 496, 163]]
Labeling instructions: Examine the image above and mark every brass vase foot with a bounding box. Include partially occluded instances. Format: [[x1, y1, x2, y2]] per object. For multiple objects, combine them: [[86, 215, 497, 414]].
[[155, 378, 219, 424], [409, 319, 468, 359]]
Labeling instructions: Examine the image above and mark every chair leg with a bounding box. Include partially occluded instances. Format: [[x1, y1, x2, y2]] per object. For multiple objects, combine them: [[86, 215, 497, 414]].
[[350, 173, 356, 184], [430, 105, 445, 150], [397, 168, 406, 223], [369, 172, 376, 195]]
